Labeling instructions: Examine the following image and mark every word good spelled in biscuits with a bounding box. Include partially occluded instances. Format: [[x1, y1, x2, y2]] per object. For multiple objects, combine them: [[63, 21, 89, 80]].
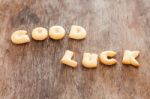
[[11, 25, 86, 44]]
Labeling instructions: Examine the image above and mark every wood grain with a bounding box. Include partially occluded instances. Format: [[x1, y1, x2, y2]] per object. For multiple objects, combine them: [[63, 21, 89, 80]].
[[0, 0, 150, 99]]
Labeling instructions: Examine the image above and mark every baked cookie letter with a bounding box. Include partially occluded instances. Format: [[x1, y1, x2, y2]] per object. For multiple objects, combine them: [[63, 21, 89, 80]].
[[61, 50, 77, 68], [32, 27, 48, 40], [122, 50, 140, 67], [49, 26, 66, 40], [69, 25, 87, 40], [82, 53, 98, 68], [99, 51, 117, 65], [11, 30, 30, 44]]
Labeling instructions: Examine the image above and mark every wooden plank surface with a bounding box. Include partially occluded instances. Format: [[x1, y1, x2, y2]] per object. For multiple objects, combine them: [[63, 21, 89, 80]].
[[0, 0, 150, 99]]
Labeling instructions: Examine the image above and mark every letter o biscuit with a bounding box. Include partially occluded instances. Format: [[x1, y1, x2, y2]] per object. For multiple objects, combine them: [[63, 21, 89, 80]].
[[49, 26, 66, 40], [32, 27, 48, 40]]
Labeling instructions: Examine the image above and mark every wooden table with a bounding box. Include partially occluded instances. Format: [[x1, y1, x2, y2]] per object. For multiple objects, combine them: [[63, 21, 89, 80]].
[[0, 0, 150, 99]]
